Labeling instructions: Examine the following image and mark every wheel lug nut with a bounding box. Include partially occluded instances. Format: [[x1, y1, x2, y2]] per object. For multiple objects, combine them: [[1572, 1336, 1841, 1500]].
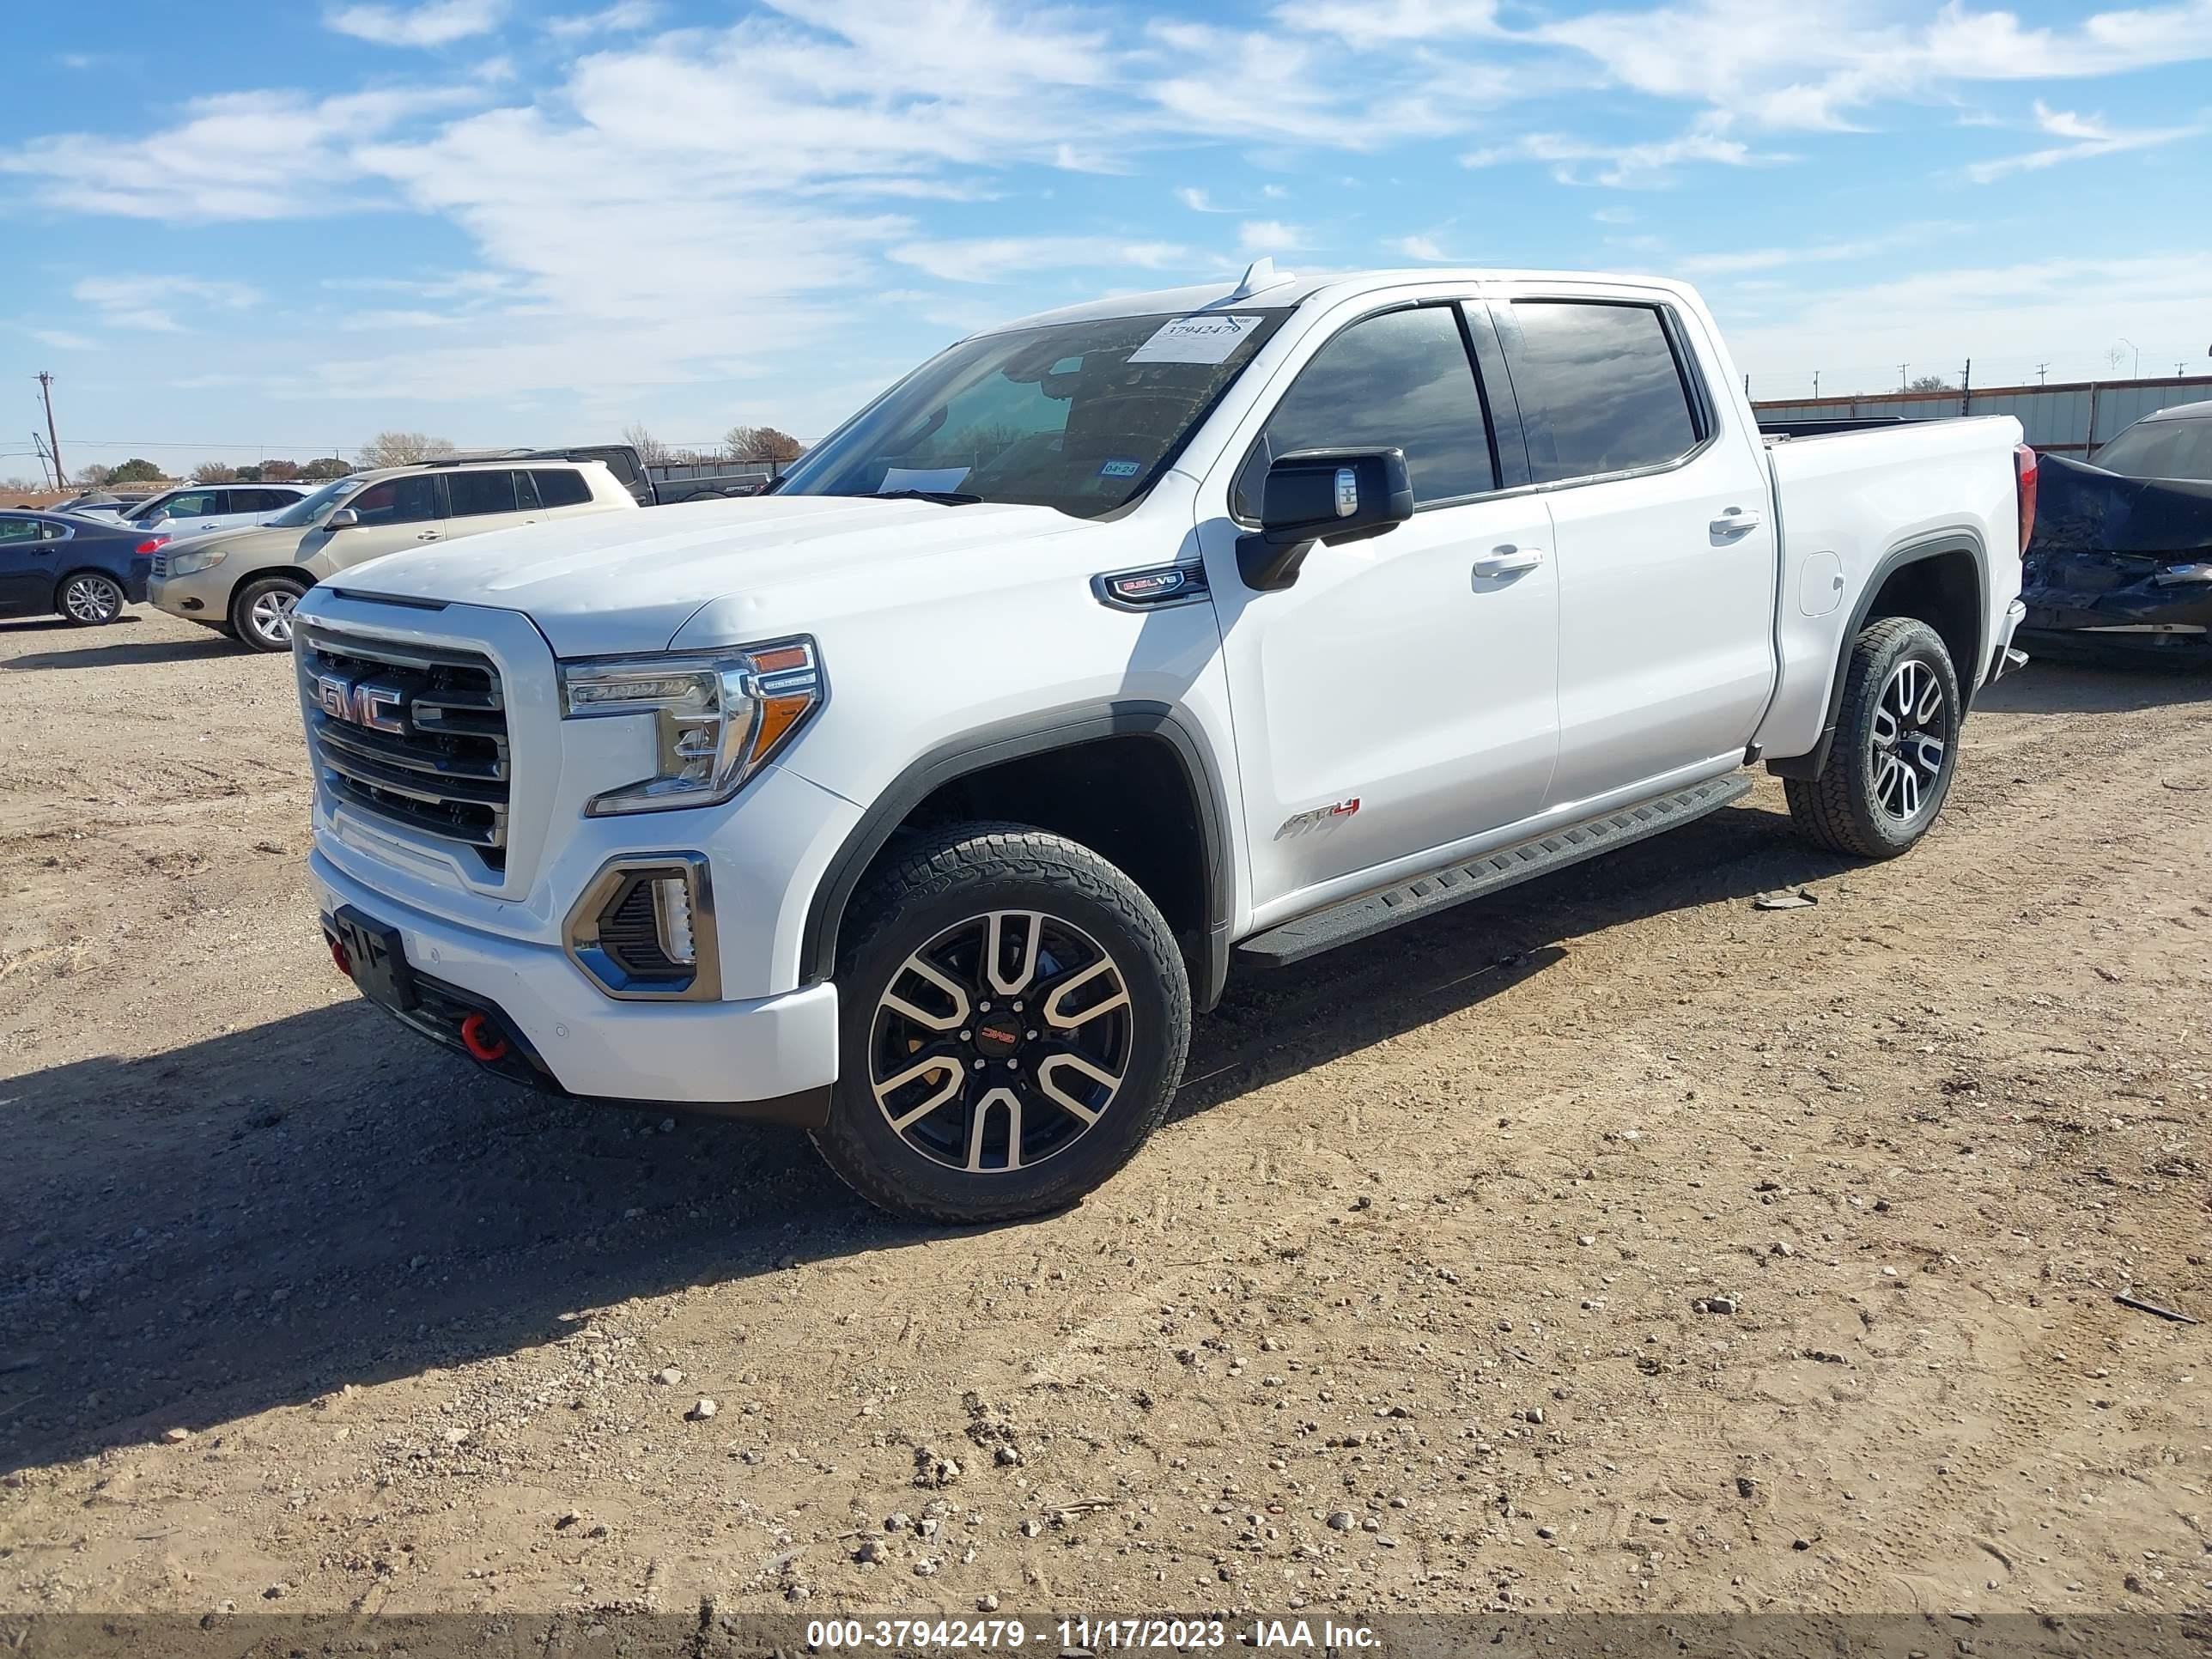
[[1026, 1030, 1038, 1040], [958, 1030, 972, 1042], [1012, 1000, 1023, 1012], [1006, 1059, 1018, 1070], [972, 1060, 986, 1071], [978, 1000, 992, 1012]]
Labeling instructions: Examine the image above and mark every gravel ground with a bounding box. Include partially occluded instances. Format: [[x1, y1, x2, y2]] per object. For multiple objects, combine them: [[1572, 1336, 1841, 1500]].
[[1, 605, 2208, 1625]]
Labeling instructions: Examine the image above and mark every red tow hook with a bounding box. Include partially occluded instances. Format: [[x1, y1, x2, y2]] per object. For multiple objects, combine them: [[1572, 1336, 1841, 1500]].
[[459, 1012, 511, 1063], [326, 933, 353, 977]]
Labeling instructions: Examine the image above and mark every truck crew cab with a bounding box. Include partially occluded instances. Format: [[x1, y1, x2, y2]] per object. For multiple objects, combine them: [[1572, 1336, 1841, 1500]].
[[295, 262, 2036, 1223]]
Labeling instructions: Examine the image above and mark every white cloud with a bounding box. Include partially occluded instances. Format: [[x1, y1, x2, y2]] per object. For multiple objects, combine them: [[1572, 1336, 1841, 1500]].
[[1279, 0, 1502, 46], [1175, 186, 1226, 212], [326, 0, 505, 46], [889, 235, 1196, 284], [1590, 205, 1637, 224], [1679, 224, 1957, 276], [1237, 219, 1306, 254], [1261, 183, 1290, 199], [1962, 100, 2205, 183], [1463, 126, 1788, 187], [72, 276, 262, 331], [548, 0, 658, 39], [1390, 234, 1450, 260], [30, 329, 97, 350], [0, 87, 479, 219]]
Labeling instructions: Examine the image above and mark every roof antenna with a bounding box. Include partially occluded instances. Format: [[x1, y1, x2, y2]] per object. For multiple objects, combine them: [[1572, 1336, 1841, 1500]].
[[1224, 257, 1290, 301]]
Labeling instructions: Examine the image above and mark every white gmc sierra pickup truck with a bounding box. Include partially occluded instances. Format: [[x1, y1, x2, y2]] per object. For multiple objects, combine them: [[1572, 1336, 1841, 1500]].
[[295, 262, 2037, 1222]]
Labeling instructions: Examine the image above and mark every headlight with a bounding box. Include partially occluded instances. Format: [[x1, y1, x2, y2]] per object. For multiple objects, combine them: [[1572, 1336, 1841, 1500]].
[[167, 546, 228, 577], [2153, 562, 2212, 586], [558, 638, 823, 815]]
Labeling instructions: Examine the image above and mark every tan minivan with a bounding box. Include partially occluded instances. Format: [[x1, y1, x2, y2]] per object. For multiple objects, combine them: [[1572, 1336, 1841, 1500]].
[[149, 458, 637, 651]]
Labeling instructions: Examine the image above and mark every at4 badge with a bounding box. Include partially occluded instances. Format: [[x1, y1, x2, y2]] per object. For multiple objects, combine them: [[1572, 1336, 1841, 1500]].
[[1275, 797, 1360, 840]]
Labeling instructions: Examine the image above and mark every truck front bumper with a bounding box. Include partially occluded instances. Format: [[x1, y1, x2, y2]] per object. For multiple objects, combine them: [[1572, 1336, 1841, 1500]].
[[311, 848, 839, 1125]]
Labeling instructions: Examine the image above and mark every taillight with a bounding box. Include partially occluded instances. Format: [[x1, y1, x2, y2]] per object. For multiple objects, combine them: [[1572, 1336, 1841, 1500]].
[[2013, 443, 2038, 556], [133, 537, 167, 556]]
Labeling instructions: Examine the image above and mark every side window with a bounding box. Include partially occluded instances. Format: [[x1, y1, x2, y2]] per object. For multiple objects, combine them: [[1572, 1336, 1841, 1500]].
[[0, 517, 38, 544], [237, 488, 286, 512], [166, 490, 221, 517], [1235, 306, 1496, 518], [532, 469, 591, 507], [513, 470, 541, 511], [348, 475, 441, 527], [447, 469, 520, 519], [1503, 301, 1704, 483]]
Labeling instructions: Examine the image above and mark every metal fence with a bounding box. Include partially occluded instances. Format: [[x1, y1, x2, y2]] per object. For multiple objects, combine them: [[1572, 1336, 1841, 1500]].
[[1753, 374, 2212, 458]]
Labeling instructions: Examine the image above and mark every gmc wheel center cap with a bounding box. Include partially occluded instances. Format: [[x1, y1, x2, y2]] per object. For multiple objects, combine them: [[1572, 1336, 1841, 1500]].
[[973, 1018, 1023, 1056]]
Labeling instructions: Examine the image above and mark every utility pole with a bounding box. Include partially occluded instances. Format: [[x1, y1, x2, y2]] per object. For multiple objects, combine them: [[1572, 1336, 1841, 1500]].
[[31, 431, 56, 490], [1899, 362, 1909, 391], [1742, 372, 1751, 399], [2179, 362, 2190, 377], [2035, 362, 2049, 385], [1813, 370, 1820, 398], [36, 372, 63, 486], [1960, 358, 1972, 417]]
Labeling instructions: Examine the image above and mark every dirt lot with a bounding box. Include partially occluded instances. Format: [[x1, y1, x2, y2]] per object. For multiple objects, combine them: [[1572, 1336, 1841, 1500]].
[[2, 606, 2208, 1627]]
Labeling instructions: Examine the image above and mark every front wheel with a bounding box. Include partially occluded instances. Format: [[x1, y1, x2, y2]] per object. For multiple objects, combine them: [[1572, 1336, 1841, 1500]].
[[57, 570, 126, 626], [230, 575, 307, 653], [811, 823, 1191, 1224], [1785, 616, 1961, 859]]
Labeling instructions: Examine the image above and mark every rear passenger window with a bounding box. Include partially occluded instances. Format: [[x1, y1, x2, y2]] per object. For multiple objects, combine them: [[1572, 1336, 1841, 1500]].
[[447, 470, 520, 518], [532, 469, 591, 507], [1237, 306, 1496, 517], [1504, 301, 1704, 483]]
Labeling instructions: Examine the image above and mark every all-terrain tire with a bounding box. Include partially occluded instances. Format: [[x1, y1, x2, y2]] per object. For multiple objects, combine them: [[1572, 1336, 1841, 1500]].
[[1785, 616, 1961, 860], [230, 575, 308, 653], [811, 822, 1190, 1224]]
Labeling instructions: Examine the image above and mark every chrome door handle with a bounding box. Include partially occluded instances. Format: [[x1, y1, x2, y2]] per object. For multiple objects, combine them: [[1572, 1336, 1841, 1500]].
[[415, 532, 441, 541], [1711, 507, 1763, 536], [1472, 544, 1546, 579]]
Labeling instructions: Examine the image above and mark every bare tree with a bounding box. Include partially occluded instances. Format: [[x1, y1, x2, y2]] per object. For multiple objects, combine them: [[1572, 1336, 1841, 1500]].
[[356, 431, 458, 468], [259, 458, 302, 482], [192, 462, 240, 483], [723, 423, 803, 463], [622, 423, 672, 466], [75, 463, 114, 487], [1906, 374, 1956, 393]]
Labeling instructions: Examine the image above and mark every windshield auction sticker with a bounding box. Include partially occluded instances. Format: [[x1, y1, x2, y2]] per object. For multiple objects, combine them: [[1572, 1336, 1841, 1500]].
[[1126, 313, 1264, 365]]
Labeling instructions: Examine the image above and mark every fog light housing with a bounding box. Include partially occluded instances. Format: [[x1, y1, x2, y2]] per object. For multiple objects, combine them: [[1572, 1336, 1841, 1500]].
[[563, 854, 720, 1000]]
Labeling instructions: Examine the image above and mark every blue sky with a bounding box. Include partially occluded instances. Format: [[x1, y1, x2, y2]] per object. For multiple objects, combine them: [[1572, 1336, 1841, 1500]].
[[3, 0, 2209, 481]]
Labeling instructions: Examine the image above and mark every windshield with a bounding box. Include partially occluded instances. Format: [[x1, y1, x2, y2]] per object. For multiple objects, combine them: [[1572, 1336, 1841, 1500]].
[[2093, 416, 2212, 482], [268, 477, 360, 527], [773, 309, 1290, 520]]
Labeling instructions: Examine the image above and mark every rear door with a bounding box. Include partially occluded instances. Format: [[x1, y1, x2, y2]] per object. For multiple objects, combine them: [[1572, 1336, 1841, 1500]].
[[528, 467, 604, 519], [149, 488, 234, 536], [442, 468, 538, 541], [1490, 288, 1777, 808]]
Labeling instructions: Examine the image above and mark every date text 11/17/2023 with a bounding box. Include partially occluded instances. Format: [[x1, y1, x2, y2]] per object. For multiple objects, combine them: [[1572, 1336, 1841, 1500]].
[[803, 1616, 1381, 1650]]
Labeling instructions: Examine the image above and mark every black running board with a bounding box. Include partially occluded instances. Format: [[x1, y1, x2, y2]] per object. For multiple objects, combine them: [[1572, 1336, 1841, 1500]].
[[1237, 774, 1754, 968]]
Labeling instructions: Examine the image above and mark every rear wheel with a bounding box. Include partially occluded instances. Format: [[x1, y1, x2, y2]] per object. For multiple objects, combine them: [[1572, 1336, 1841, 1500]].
[[1785, 617, 1961, 859], [811, 823, 1190, 1224], [230, 575, 307, 652], [57, 570, 126, 626]]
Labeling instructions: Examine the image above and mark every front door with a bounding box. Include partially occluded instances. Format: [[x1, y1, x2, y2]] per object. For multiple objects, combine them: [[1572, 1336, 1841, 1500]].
[[0, 516, 54, 614], [1200, 300, 1559, 925], [305, 473, 446, 577], [1490, 290, 1778, 808]]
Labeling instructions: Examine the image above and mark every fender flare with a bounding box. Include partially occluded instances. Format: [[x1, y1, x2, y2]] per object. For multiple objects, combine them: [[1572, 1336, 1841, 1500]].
[[1767, 532, 1988, 782], [797, 699, 1237, 1010]]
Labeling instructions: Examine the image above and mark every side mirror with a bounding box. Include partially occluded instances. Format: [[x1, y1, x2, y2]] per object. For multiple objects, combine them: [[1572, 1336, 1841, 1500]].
[[1236, 447, 1414, 592], [325, 507, 359, 530]]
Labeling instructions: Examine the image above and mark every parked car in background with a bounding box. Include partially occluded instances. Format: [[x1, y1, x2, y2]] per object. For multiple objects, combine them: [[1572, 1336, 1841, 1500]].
[[2020, 399, 2212, 663], [121, 483, 315, 537], [0, 510, 167, 626], [294, 261, 2033, 1223], [149, 457, 639, 650], [50, 493, 138, 520]]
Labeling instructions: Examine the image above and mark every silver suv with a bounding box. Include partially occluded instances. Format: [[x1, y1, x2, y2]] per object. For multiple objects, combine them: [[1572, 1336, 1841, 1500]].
[[148, 458, 637, 650]]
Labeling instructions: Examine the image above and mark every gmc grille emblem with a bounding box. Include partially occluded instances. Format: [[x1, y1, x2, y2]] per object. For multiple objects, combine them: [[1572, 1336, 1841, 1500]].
[[316, 673, 406, 734]]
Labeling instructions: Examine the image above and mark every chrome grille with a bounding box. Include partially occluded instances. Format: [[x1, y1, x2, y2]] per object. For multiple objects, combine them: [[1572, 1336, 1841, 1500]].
[[150, 550, 170, 578], [297, 624, 511, 868]]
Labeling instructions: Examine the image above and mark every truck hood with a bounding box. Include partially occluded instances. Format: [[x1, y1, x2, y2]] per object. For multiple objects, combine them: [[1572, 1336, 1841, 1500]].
[[330, 495, 1088, 656]]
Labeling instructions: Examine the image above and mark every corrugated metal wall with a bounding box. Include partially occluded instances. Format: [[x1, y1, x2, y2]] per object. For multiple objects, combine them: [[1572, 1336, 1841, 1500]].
[[1753, 375, 2212, 456]]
